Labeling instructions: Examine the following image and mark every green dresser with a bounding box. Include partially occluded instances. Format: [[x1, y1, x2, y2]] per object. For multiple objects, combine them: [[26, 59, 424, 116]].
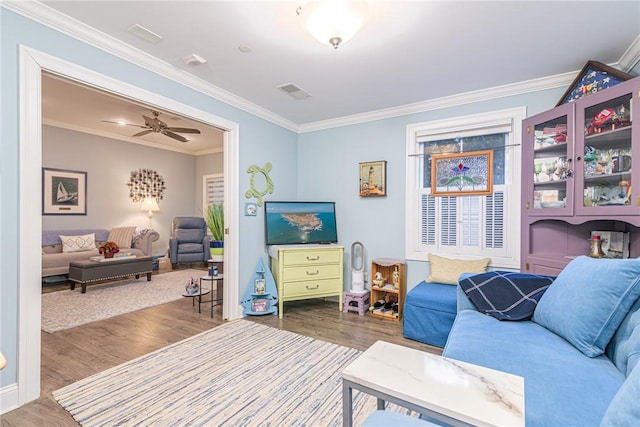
[[269, 245, 344, 318]]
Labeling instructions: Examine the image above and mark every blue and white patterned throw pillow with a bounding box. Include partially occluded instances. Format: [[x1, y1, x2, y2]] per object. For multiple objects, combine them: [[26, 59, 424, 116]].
[[459, 271, 555, 321]]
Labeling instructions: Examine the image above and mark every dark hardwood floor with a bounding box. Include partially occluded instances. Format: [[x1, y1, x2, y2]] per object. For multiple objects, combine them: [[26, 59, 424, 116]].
[[2, 275, 440, 426]]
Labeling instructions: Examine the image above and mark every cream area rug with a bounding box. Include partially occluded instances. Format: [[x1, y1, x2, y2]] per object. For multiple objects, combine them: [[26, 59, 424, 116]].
[[53, 320, 416, 426], [42, 269, 206, 333]]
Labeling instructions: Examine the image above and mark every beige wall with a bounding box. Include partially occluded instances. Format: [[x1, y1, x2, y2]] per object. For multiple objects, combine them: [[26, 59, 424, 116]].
[[42, 125, 222, 254]]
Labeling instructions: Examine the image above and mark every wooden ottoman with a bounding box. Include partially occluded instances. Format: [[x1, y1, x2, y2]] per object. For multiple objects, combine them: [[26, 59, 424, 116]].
[[69, 256, 153, 293]]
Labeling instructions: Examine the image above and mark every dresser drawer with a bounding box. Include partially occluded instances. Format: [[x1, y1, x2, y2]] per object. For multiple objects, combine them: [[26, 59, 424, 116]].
[[282, 278, 342, 299], [282, 249, 341, 266], [282, 264, 341, 282]]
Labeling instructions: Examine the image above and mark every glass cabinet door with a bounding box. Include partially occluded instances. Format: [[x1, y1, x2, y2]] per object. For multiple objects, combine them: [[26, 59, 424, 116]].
[[525, 103, 575, 217], [575, 81, 636, 216]]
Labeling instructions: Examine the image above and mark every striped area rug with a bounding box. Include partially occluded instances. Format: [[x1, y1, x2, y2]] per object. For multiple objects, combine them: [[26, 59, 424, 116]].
[[53, 320, 415, 426]]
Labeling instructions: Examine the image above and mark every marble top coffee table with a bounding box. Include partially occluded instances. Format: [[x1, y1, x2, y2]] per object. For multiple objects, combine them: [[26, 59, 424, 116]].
[[342, 341, 524, 427]]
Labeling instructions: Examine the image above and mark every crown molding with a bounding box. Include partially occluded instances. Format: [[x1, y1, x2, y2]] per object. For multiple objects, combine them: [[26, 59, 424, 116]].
[[3, 0, 299, 133], [299, 72, 574, 133], [618, 33, 640, 73], [5, 1, 639, 135]]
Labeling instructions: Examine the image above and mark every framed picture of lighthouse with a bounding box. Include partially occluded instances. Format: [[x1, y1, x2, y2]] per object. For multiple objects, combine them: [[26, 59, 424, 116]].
[[42, 168, 87, 215], [359, 160, 387, 197]]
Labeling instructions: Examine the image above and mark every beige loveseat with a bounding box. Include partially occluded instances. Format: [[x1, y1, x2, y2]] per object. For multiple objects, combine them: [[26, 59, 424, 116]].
[[42, 228, 159, 277]]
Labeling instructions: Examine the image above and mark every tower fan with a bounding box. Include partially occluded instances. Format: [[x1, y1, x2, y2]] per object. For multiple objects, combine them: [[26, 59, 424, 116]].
[[350, 241, 366, 292]]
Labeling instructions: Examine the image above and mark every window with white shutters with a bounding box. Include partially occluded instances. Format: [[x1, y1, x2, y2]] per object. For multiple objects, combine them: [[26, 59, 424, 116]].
[[203, 173, 224, 213], [406, 108, 523, 268]]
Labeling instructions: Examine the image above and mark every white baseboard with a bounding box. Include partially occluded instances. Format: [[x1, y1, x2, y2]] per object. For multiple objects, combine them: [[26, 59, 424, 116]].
[[0, 382, 19, 414]]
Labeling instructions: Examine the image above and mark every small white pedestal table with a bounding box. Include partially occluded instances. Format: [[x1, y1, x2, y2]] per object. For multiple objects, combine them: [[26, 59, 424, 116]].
[[342, 340, 524, 427]]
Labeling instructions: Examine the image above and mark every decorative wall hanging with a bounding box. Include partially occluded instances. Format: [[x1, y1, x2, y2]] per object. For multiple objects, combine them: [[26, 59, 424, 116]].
[[245, 162, 274, 207], [126, 168, 166, 203], [245, 202, 258, 216], [359, 160, 387, 197], [431, 150, 493, 196], [556, 60, 632, 106], [42, 168, 87, 215]]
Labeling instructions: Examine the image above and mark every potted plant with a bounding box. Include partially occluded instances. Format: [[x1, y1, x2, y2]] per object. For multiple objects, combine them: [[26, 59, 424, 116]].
[[205, 203, 224, 256]]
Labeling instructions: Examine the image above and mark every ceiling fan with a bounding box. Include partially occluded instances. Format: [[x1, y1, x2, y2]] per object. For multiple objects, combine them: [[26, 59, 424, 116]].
[[102, 110, 201, 142]]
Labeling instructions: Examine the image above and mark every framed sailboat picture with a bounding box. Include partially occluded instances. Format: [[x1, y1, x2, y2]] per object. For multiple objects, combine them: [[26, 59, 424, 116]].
[[42, 168, 87, 215]]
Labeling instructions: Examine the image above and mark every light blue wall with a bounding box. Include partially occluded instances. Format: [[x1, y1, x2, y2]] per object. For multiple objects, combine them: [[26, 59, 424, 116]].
[[3, 3, 638, 396], [0, 9, 297, 386], [297, 89, 569, 289]]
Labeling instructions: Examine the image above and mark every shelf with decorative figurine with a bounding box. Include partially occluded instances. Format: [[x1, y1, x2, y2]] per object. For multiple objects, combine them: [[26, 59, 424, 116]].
[[521, 75, 640, 275], [369, 258, 406, 321], [241, 257, 278, 316]]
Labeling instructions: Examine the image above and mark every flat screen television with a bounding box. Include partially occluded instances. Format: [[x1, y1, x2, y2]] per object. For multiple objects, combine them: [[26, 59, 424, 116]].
[[264, 201, 338, 245]]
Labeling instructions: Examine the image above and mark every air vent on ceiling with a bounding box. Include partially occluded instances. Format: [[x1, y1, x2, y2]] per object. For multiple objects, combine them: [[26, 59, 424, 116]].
[[127, 24, 163, 44], [277, 83, 312, 100]]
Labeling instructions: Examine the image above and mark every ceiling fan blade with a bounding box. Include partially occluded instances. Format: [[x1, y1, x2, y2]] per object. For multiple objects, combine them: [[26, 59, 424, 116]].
[[162, 130, 188, 142], [102, 120, 148, 129], [132, 130, 153, 137], [167, 127, 201, 134]]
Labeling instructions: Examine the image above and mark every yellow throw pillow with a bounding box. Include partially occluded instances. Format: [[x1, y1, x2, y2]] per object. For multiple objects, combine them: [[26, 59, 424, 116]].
[[108, 226, 137, 249], [427, 253, 491, 285], [60, 233, 96, 253]]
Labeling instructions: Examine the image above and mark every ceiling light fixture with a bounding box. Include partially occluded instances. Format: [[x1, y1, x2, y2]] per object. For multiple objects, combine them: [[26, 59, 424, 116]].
[[296, 0, 369, 49]]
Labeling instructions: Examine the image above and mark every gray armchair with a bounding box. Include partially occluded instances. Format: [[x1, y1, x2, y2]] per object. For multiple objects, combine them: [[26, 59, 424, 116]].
[[169, 217, 210, 267]]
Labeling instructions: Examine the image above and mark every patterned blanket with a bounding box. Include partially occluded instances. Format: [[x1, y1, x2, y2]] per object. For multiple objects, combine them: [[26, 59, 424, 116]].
[[459, 271, 555, 320]]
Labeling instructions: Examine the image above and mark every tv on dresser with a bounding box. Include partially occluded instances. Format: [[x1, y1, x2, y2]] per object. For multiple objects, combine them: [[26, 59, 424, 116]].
[[264, 201, 338, 246]]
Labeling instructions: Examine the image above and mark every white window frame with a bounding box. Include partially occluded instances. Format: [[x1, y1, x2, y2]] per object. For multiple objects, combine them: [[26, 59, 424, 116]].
[[405, 107, 525, 269]]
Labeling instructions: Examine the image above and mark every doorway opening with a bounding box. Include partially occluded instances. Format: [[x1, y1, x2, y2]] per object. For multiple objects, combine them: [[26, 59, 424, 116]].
[[18, 46, 240, 406]]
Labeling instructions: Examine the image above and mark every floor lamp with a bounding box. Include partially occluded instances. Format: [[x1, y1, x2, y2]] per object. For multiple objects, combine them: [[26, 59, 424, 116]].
[[141, 197, 160, 229]]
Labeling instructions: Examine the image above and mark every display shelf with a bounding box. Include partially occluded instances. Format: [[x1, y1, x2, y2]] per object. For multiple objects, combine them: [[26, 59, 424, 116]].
[[369, 258, 406, 321], [521, 76, 640, 274], [241, 257, 278, 316]]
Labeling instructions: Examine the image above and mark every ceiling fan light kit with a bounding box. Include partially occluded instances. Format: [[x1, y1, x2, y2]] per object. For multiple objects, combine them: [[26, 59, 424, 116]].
[[297, 0, 369, 49]]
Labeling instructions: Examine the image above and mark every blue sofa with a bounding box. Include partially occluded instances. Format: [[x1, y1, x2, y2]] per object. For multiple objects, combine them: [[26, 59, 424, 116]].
[[376, 256, 640, 426], [445, 291, 639, 426]]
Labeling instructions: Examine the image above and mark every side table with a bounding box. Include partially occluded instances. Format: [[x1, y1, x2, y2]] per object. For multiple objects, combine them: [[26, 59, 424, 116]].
[[182, 287, 211, 314], [342, 340, 524, 427], [200, 273, 224, 318]]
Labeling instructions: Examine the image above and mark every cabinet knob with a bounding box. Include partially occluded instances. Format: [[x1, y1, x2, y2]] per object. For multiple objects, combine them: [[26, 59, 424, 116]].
[[306, 270, 319, 276], [305, 284, 320, 290], [576, 156, 582, 161], [306, 256, 320, 261], [525, 201, 530, 209]]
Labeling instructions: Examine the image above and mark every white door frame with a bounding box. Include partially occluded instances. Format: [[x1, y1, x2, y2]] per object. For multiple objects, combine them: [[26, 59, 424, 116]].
[[17, 45, 241, 406]]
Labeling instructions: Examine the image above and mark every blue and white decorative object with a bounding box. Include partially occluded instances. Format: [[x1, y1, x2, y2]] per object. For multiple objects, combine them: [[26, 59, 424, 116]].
[[241, 257, 278, 316], [185, 278, 199, 295]]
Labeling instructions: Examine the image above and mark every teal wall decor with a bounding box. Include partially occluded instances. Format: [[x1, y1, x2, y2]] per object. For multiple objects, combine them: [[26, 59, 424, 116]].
[[245, 162, 274, 206]]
